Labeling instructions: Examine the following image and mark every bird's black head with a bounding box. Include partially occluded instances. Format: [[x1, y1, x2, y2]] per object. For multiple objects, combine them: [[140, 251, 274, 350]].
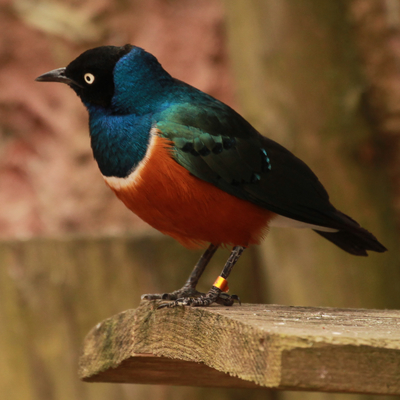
[[36, 45, 134, 108], [37, 44, 173, 113]]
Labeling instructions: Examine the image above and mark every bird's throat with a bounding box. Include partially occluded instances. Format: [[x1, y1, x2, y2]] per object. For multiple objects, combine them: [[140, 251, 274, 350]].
[[88, 108, 153, 178]]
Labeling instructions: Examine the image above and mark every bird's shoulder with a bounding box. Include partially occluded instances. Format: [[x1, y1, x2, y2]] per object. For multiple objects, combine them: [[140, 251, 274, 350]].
[[157, 79, 258, 139]]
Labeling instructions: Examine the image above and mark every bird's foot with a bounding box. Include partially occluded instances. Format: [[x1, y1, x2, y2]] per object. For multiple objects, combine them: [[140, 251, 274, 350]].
[[157, 287, 241, 308], [141, 286, 203, 301]]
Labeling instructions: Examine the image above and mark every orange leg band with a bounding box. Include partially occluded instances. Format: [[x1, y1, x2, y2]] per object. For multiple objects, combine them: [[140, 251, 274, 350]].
[[213, 276, 229, 293]]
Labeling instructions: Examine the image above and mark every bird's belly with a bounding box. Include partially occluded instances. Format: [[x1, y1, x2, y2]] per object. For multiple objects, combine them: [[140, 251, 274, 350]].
[[104, 133, 274, 248]]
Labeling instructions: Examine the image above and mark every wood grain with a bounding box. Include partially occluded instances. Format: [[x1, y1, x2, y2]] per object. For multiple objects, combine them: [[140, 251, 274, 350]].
[[79, 301, 400, 395]]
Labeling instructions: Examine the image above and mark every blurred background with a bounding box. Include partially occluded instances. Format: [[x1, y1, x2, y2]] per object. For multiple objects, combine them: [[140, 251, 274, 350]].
[[1, 0, 400, 399]]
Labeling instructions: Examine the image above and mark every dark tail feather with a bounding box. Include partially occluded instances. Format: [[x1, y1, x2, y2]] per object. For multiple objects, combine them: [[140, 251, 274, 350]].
[[314, 228, 387, 256]]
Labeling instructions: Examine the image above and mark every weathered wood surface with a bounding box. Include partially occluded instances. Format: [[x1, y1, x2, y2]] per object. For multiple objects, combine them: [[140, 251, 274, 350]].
[[80, 301, 400, 395]]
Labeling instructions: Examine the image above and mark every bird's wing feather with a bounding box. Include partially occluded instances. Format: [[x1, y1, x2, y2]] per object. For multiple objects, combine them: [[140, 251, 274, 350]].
[[155, 101, 345, 230]]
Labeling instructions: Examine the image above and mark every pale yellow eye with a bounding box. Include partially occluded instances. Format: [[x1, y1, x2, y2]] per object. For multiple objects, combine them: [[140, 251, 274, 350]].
[[84, 73, 95, 84]]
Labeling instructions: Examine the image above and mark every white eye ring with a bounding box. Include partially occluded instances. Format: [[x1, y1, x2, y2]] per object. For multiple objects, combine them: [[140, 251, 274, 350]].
[[84, 73, 95, 84]]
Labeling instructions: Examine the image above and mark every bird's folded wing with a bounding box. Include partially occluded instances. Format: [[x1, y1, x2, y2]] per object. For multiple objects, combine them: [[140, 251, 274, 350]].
[[155, 102, 346, 230]]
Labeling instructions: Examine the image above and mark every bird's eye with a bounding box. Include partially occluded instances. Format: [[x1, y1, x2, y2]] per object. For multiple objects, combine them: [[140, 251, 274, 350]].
[[84, 73, 95, 84]]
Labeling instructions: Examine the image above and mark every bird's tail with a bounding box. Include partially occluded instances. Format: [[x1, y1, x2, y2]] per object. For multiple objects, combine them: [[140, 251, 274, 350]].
[[313, 211, 387, 256]]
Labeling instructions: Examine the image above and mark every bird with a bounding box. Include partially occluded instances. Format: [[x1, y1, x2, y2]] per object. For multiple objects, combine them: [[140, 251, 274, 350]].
[[36, 44, 387, 308]]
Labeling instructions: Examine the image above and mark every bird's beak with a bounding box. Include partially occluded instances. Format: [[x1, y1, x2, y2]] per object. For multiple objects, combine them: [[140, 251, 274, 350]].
[[35, 67, 82, 87]]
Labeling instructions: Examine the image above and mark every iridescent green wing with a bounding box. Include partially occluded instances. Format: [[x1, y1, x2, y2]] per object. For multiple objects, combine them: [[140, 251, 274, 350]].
[[155, 101, 341, 229]]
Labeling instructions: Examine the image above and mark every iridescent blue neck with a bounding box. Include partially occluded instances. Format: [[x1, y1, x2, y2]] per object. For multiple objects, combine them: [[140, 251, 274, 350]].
[[88, 106, 152, 178], [111, 47, 174, 115]]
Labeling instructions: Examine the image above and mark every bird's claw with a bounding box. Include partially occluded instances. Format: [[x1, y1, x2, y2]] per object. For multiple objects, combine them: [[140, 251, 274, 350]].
[[218, 292, 241, 306], [142, 287, 204, 302], [141, 292, 177, 301], [157, 288, 240, 309]]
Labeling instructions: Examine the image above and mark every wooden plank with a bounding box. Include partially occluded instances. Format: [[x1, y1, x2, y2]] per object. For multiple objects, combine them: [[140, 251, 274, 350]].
[[79, 301, 400, 395]]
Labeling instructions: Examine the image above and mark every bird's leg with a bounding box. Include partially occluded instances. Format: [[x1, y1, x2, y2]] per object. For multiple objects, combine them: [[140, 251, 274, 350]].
[[141, 243, 218, 301], [159, 246, 245, 308]]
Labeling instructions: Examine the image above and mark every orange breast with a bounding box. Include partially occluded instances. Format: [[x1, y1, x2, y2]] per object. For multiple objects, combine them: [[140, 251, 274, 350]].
[[104, 132, 274, 248]]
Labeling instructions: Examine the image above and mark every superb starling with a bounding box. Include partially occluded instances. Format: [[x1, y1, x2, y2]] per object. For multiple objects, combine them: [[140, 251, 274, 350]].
[[36, 45, 386, 307]]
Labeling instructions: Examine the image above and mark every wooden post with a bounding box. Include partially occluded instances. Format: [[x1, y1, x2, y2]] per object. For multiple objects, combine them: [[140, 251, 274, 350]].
[[80, 301, 400, 395]]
